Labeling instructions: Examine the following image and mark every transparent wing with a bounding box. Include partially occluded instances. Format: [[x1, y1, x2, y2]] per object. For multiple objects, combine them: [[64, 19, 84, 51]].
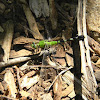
[[40, 43, 50, 81]]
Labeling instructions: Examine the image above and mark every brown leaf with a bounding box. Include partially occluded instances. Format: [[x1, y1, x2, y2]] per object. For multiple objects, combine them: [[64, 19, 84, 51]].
[[20, 90, 30, 97], [53, 76, 62, 100], [4, 70, 17, 98], [0, 82, 4, 93], [62, 83, 74, 97], [10, 49, 32, 58], [13, 36, 39, 45], [52, 44, 66, 67], [20, 75, 39, 89], [96, 58, 100, 66], [41, 93, 53, 100]]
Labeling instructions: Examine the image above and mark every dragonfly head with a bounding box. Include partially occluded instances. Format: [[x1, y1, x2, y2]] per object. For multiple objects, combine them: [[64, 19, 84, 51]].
[[31, 42, 37, 49]]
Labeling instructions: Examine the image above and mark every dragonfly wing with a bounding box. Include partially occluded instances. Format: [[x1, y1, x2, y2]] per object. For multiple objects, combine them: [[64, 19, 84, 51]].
[[40, 44, 50, 81], [39, 47, 56, 56]]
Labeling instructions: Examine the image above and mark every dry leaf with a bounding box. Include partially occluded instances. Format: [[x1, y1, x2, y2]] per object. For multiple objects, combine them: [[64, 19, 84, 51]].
[[41, 93, 53, 100], [0, 82, 4, 93], [13, 36, 39, 45], [68, 90, 76, 98], [21, 75, 39, 89], [94, 70, 100, 81], [62, 83, 74, 97], [96, 58, 100, 66], [4, 70, 17, 98], [53, 76, 62, 100], [52, 44, 66, 67], [20, 90, 30, 97], [10, 49, 32, 58], [87, 0, 100, 33]]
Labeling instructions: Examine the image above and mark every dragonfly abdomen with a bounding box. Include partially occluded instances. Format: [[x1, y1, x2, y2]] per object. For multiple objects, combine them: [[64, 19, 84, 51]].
[[37, 40, 61, 48], [44, 40, 60, 47]]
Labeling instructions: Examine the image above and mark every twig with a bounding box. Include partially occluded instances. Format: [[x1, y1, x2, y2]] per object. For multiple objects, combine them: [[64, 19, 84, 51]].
[[19, 64, 67, 71], [45, 66, 73, 91], [0, 56, 32, 68], [77, 0, 88, 83], [83, 0, 97, 89], [77, 0, 98, 99]]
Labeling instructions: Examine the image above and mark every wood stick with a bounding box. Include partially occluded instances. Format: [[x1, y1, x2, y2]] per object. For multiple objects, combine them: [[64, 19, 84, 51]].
[[49, 0, 57, 30], [83, 0, 97, 87], [21, 0, 43, 39], [83, 0, 98, 99], [77, 0, 88, 83], [2, 20, 14, 63], [0, 56, 32, 68]]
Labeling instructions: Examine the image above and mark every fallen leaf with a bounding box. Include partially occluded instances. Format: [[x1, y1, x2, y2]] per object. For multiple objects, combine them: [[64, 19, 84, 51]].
[[20, 90, 30, 97], [21, 75, 39, 89], [10, 49, 32, 58], [4, 70, 17, 98]]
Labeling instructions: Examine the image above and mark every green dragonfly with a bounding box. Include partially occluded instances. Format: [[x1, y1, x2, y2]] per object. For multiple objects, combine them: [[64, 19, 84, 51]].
[[31, 35, 84, 49]]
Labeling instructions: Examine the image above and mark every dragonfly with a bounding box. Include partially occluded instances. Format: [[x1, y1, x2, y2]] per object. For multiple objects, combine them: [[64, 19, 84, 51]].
[[20, 24, 84, 89], [31, 35, 84, 49], [30, 35, 84, 90], [30, 35, 84, 78]]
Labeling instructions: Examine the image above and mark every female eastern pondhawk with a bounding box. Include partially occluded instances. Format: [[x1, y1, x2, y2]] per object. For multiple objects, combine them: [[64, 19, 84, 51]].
[[22, 22, 84, 84], [31, 35, 84, 49], [30, 34, 84, 82], [21, 24, 84, 88]]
